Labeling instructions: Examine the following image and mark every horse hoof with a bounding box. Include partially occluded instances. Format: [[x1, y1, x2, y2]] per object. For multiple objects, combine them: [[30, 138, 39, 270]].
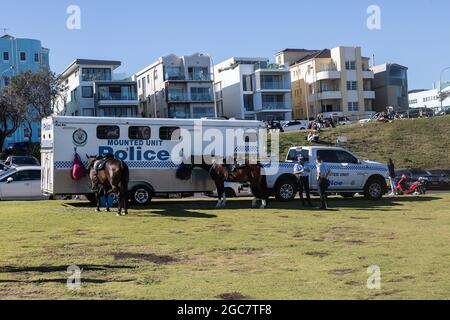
[[116, 213, 121, 217], [260, 206, 266, 209]]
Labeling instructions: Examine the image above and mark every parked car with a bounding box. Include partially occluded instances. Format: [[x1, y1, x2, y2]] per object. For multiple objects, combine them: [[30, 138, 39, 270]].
[[282, 120, 310, 132], [4, 156, 40, 167], [6, 142, 40, 155], [436, 107, 450, 116], [428, 169, 450, 189], [205, 182, 253, 198], [0, 166, 49, 201], [396, 168, 442, 190], [404, 108, 435, 118], [0, 163, 10, 173], [336, 116, 352, 126]]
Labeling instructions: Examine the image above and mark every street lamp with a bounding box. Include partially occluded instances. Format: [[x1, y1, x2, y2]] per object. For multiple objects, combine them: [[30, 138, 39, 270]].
[[440, 67, 450, 112], [303, 65, 313, 120], [0, 66, 14, 88]]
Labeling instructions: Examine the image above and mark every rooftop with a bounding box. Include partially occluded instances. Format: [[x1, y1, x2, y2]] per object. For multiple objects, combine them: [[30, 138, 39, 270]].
[[59, 59, 121, 79]]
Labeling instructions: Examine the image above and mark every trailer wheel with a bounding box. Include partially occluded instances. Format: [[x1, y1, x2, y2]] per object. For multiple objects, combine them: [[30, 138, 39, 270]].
[[130, 185, 153, 206], [274, 178, 297, 202], [225, 188, 236, 198]]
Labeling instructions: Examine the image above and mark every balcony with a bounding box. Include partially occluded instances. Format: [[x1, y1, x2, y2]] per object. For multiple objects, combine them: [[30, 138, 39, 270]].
[[167, 92, 213, 102], [364, 90, 376, 99], [312, 91, 342, 101], [362, 70, 374, 79], [259, 81, 291, 91], [316, 70, 341, 81], [255, 102, 291, 111]]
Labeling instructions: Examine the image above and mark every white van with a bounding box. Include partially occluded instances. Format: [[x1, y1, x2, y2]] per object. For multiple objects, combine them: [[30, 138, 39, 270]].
[[41, 116, 265, 205]]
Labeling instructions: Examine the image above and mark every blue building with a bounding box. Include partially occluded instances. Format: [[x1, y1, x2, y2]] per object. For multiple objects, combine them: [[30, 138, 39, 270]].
[[0, 34, 50, 149]]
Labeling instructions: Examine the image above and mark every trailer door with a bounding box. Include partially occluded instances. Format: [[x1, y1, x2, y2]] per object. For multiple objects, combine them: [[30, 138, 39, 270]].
[[41, 150, 54, 195]]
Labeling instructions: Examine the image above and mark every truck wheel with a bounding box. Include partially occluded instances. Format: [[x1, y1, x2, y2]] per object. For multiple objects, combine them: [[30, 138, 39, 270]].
[[275, 178, 297, 202], [341, 193, 356, 199], [130, 185, 153, 206], [225, 188, 236, 198], [364, 177, 385, 200]]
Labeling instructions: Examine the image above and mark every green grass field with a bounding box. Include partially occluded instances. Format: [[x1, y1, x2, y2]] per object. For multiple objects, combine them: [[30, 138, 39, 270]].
[[278, 116, 450, 169], [1, 195, 450, 300]]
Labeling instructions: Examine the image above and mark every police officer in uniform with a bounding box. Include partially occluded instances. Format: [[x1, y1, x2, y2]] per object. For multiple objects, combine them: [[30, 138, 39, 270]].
[[294, 153, 313, 207]]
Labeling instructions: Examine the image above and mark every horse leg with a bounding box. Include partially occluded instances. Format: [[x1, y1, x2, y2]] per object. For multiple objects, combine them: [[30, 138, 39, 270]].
[[252, 198, 258, 208], [112, 186, 122, 216], [95, 192, 101, 212], [105, 190, 111, 212], [260, 199, 267, 209], [121, 184, 128, 216], [215, 181, 224, 208]]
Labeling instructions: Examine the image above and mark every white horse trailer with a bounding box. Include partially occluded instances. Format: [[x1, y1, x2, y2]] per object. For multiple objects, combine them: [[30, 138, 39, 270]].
[[41, 116, 265, 205]]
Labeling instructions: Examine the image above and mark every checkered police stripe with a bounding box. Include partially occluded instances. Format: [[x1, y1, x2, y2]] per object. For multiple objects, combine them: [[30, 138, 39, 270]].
[[234, 146, 259, 153], [261, 162, 386, 172], [54, 161, 177, 169]]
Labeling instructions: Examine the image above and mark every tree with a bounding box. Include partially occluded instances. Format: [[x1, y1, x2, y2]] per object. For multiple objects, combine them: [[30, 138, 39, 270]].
[[0, 87, 27, 150], [9, 69, 67, 143]]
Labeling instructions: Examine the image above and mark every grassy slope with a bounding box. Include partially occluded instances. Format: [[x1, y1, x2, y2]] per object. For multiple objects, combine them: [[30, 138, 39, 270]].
[[1, 196, 450, 300], [278, 116, 450, 169]]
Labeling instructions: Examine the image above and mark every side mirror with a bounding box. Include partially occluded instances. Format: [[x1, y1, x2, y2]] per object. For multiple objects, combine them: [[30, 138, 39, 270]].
[[6, 177, 13, 184]]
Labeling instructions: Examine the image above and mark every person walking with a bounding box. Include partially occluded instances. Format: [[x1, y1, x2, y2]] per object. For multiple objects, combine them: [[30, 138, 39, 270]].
[[387, 158, 396, 195], [294, 154, 313, 207], [316, 156, 332, 210]]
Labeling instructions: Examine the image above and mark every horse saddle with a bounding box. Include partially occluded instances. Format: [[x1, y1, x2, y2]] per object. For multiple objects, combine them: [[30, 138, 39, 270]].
[[93, 154, 114, 172]]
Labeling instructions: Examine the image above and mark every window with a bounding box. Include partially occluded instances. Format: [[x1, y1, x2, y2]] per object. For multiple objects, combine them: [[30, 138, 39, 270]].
[[70, 88, 78, 102], [3, 51, 9, 61], [243, 94, 254, 111], [3, 170, 40, 182], [348, 102, 359, 111], [287, 149, 310, 162], [20, 52, 26, 61], [243, 75, 253, 91], [81, 68, 112, 81], [160, 127, 180, 140], [336, 151, 358, 164], [191, 87, 212, 101], [347, 81, 357, 91], [345, 61, 356, 70], [96, 126, 120, 140], [34, 53, 39, 62], [154, 69, 158, 80], [129, 126, 151, 140], [316, 150, 339, 163], [188, 67, 209, 81], [29, 170, 41, 180], [82, 86, 93, 98]]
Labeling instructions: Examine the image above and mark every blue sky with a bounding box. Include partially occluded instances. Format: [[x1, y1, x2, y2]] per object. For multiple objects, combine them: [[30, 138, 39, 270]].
[[1, 0, 449, 89]]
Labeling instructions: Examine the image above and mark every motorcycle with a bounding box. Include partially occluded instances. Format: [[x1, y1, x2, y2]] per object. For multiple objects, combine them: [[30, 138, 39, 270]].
[[396, 176, 428, 195]]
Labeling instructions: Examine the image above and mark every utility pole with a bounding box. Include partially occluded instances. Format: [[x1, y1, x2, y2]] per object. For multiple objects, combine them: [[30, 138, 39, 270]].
[[440, 67, 450, 113], [0, 28, 9, 35]]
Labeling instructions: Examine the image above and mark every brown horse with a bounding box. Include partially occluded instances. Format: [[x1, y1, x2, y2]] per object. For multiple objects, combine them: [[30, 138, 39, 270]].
[[86, 155, 129, 216], [229, 163, 268, 209], [181, 159, 268, 208]]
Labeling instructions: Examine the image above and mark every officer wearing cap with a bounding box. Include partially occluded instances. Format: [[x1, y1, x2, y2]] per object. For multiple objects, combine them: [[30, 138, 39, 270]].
[[293, 151, 313, 207]]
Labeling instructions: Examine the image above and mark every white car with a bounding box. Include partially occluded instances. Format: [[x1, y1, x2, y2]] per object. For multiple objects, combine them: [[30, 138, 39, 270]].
[[0, 166, 49, 201], [206, 182, 253, 198], [282, 120, 310, 132]]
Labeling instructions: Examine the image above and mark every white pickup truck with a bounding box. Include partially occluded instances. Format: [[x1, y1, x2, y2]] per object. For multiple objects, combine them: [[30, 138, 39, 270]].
[[265, 146, 389, 201]]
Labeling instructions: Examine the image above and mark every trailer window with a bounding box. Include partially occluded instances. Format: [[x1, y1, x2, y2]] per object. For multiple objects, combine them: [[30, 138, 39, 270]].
[[244, 133, 257, 143], [160, 127, 180, 140], [129, 126, 151, 140], [97, 126, 120, 140]]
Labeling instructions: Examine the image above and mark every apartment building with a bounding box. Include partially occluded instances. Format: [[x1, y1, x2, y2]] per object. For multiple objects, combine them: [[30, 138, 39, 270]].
[[135, 53, 216, 119], [0, 34, 50, 147], [276, 46, 375, 120], [214, 57, 292, 121], [371, 63, 409, 112], [57, 59, 138, 117]]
